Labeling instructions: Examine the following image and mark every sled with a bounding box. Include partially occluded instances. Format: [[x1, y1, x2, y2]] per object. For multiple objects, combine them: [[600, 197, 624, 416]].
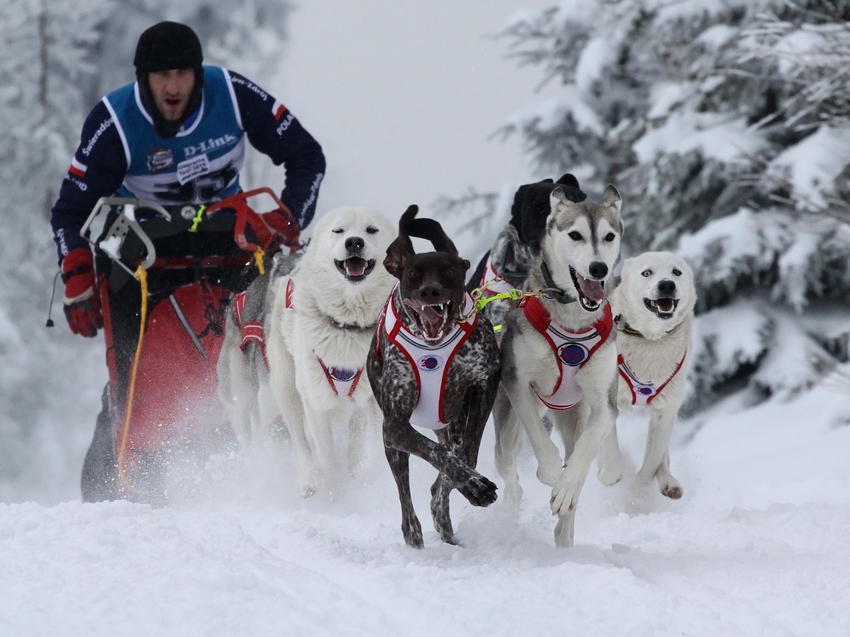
[[81, 189, 298, 501]]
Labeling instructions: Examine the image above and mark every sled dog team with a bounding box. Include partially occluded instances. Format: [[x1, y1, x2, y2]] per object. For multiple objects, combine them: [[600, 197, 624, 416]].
[[217, 175, 696, 548]]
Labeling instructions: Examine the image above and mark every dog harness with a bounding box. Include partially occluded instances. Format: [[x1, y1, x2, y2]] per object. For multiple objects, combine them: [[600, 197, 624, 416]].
[[618, 351, 687, 406], [520, 296, 613, 410], [284, 279, 363, 398], [233, 290, 269, 369], [377, 288, 478, 430], [478, 254, 515, 296]]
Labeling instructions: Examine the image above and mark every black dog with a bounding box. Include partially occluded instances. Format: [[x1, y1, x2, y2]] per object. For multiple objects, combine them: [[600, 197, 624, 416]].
[[467, 173, 587, 302], [367, 205, 501, 548]]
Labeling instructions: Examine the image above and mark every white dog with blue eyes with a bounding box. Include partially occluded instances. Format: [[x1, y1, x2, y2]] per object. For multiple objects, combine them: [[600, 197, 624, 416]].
[[601, 251, 696, 499]]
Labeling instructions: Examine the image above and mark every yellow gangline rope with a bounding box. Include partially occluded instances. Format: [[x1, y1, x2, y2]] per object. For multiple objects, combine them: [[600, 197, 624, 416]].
[[117, 265, 149, 496], [253, 247, 265, 275], [459, 279, 544, 323]]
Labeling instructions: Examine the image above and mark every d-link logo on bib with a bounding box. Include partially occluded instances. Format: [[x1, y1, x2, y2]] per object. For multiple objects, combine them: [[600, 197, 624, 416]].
[[558, 342, 589, 367], [418, 355, 444, 372]]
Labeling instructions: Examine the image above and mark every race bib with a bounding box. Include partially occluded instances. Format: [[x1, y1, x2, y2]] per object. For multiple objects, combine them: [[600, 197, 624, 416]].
[[176, 154, 210, 185]]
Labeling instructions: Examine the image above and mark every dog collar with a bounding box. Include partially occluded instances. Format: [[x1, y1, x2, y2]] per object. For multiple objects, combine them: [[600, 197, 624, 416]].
[[330, 317, 377, 331], [614, 314, 682, 339], [614, 315, 646, 338], [540, 260, 576, 305]]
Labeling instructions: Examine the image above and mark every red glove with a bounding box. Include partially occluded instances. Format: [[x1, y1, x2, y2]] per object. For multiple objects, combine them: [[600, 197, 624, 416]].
[[248, 208, 300, 255], [61, 248, 102, 338]]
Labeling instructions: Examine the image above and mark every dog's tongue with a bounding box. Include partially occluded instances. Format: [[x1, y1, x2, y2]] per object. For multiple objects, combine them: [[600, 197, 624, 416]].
[[403, 298, 441, 322], [577, 274, 605, 302], [344, 257, 367, 277]]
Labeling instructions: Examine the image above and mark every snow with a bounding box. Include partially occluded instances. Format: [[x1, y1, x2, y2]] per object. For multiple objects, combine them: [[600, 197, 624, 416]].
[[3, 383, 850, 636], [634, 112, 767, 164], [508, 87, 605, 136], [766, 127, 850, 212]]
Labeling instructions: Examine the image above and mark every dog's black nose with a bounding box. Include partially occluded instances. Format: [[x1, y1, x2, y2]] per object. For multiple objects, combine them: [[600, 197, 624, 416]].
[[589, 261, 608, 280], [345, 236, 365, 254], [417, 284, 443, 302], [658, 279, 676, 296]]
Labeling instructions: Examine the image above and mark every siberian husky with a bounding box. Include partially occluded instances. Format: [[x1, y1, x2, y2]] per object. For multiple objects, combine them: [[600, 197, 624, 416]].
[[465, 174, 586, 331], [606, 251, 695, 499], [494, 185, 623, 547], [220, 207, 396, 496]]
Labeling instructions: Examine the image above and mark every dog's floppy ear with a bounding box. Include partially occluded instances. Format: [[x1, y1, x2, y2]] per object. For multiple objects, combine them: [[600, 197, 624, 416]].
[[556, 173, 579, 190], [384, 205, 418, 278], [406, 218, 460, 256], [556, 173, 587, 203]]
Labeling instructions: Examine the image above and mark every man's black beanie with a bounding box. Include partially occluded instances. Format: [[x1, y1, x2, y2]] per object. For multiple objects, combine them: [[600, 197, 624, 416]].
[[134, 21, 203, 77]]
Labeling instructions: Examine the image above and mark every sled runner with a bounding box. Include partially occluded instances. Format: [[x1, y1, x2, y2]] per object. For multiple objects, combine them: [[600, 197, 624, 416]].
[[80, 188, 299, 503]]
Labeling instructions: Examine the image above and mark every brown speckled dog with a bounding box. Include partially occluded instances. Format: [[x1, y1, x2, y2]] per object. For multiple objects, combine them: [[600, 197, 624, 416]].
[[367, 205, 501, 548]]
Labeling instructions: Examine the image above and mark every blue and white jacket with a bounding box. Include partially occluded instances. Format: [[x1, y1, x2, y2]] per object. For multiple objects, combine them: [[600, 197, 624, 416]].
[[51, 66, 326, 261]]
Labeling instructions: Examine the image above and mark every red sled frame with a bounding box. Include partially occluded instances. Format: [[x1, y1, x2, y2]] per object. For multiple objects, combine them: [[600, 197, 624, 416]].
[[81, 188, 298, 498]]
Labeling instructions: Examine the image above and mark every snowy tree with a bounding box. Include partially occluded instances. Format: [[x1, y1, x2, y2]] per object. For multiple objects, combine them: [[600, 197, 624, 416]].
[[0, 0, 112, 501], [488, 0, 850, 412]]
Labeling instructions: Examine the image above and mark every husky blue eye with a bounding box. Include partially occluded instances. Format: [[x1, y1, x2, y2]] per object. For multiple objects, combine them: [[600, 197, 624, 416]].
[[672, 268, 682, 276], [642, 269, 652, 277]]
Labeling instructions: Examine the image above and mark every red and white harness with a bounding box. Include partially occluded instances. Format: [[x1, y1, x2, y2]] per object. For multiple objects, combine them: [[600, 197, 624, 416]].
[[376, 287, 478, 430], [233, 289, 269, 369], [233, 280, 364, 398], [478, 254, 516, 296], [284, 279, 364, 398], [617, 351, 687, 406], [519, 296, 614, 410]]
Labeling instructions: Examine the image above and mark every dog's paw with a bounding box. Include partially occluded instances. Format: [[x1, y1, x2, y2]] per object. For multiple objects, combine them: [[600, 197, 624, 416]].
[[299, 485, 316, 498], [659, 476, 683, 500], [549, 466, 586, 517], [402, 517, 424, 549], [553, 512, 575, 549], [458, 474, 498, 507]]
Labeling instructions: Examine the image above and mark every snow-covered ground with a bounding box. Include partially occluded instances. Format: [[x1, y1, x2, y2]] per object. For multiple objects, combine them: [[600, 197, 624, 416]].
[[2, 375, 850, 636]]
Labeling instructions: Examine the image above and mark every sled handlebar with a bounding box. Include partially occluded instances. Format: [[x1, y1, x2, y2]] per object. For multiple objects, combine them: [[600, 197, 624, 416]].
[[205, 187, 300, 253], [81, 197, 172, 277]]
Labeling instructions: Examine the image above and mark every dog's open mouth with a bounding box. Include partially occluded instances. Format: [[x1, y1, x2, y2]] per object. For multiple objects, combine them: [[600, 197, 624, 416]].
[[569, 267, 606, 312], [402, 298, 456, 343], [335, 257, 376, 282], [644, 297, 679, 319]]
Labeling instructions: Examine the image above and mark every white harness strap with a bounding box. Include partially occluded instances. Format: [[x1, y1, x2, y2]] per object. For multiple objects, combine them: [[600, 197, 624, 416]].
[[285, 279, 364, 399], [618, 351, 687, 406], [380, 287, 477, 430], [521, 296, 613, 410], [479, 254, 515, 296]]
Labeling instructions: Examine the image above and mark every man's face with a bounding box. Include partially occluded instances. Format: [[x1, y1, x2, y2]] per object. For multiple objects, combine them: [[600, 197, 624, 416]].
[[147, 69, 195, 121]]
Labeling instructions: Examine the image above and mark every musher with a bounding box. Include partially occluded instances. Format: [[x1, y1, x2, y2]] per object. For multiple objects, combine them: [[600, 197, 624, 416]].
[[50, 21, 326, 502]]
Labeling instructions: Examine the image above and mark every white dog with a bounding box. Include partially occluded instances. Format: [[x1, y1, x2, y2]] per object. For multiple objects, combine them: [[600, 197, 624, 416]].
[[604, 251, 695, 499], [263, 207, 396, 495]]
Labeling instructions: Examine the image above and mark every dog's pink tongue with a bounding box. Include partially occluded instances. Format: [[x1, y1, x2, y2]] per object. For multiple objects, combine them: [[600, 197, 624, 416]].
[[404, 299, 441, 322], [577, 275, 605, 302], [345, 258, 366, 277]]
